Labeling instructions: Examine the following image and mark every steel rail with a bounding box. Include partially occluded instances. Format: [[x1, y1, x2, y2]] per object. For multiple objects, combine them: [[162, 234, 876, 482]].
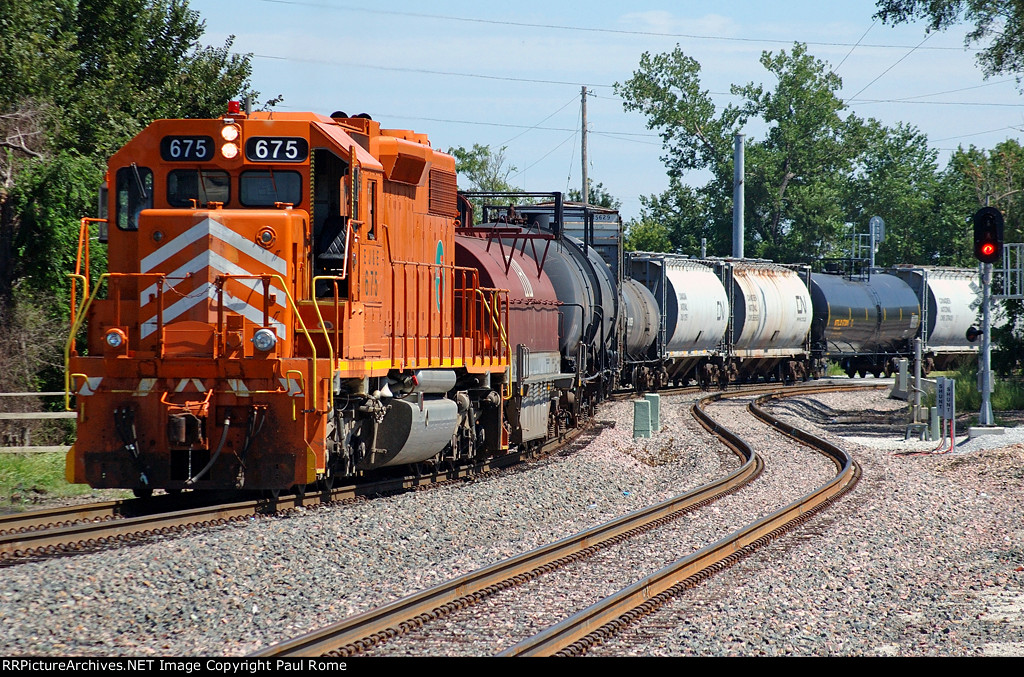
[[0, 422, 586, 562], [501, 382, 884, 656], [252, 388, 773, 658], [0, 500, 129, 535]]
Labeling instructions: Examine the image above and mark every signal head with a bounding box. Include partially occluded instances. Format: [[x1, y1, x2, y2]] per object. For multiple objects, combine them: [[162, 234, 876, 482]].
[[973, 206, 1004, 264]]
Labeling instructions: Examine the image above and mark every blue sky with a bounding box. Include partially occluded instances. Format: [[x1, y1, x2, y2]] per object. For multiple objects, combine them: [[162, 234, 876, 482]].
[[189, 0, 1023, 221]]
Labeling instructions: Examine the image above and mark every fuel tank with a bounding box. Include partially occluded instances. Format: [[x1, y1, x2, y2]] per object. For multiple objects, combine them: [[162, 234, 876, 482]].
[[810, 272, 920, 354], [630, 254, 728, 355], [727, 262, 812, 353], [364, 397, 459, 468], [891, 267, 981, 351], [621, 278, 660, 358]]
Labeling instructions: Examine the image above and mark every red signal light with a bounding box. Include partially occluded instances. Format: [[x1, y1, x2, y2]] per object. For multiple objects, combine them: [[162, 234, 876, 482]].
[[227, 100, 241, 115], [973, 207, 1004, 264]]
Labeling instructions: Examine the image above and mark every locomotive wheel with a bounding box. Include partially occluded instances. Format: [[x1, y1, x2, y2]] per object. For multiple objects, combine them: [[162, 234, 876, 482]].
[[133, 486, 153, 499]]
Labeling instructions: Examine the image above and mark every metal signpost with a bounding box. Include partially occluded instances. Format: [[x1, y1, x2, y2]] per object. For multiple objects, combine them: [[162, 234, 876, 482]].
[[972, 207, 1004, 428], [869, 216, 885, 269]]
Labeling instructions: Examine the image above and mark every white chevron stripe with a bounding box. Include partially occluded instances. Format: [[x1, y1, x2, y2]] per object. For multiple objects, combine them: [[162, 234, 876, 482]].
[[139, 250, 285, 306], [140, 217, 286, 275], [140, 283, 287, 340], [134, 378, 157, 396], [227, 379, 250, 396], [78, 376, 103, 396]]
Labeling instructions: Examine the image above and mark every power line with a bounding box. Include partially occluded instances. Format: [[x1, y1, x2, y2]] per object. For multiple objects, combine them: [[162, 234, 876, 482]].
[[252, 53, 614, 88], [254, 53, 1019, 108], [847, 32, 933, 100], [512, 131, 579, 179], [499, 96, 579, 146], [865, 78, 1019, 101], [932, 126, 1022, 143], [252, 0, 978, 52], [832, 20, 877, 75], [851, 98, 1024, 107]]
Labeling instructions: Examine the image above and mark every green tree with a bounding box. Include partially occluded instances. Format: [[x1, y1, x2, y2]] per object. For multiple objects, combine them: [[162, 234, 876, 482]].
[[843, 121, 945, 266], [1, 0, 255, 306], [566, 180, 622, 209], [623, 218, 672, 253], [734, 45, 864, 261], [448, 143, 520, 193], [617, 43, 866, 262], [938, 140, 1024, 374], [0, 0, 256, 395], [635, 177, 728, 255], [875, 1, 1024, 79]]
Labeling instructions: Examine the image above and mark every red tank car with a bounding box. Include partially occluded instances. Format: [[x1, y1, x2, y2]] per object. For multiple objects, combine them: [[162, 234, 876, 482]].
[[65, 107, 509, 496], [454, 229, 572, 447]]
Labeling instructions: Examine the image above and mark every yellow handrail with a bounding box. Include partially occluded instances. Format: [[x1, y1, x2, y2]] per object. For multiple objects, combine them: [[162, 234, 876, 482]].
[[64, 272, 118, 411], [310, 275, 346, 413], [64, 272, 326, 420], [474, 288, 512, 400], [285, 369, 306, 421]]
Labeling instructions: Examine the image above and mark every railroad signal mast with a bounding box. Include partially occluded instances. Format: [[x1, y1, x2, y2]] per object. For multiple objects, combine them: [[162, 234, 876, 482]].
[[972, 206, 1004, 427]]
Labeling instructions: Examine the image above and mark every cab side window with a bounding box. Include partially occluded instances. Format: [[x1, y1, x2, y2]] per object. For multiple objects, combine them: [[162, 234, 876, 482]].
[[115, 165, 153, 231]]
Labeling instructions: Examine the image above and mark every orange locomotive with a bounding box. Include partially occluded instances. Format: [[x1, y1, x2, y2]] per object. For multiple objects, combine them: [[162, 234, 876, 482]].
[[65, 104, 509, 496]]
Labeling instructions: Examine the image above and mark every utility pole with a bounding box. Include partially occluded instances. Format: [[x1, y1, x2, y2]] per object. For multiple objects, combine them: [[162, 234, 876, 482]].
[[581, 86, 588, 205], [732, 133, 744, 259]]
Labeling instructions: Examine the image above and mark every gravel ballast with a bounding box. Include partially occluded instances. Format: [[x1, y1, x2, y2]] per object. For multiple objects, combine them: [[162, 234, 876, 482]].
[[1, 384, 1021, 656]]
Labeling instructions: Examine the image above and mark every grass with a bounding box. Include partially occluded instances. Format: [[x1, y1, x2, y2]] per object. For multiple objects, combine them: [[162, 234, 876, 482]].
[[0, 452, 109, 510], [922, 363, 1024, 425], [826, 362, 847, 377]]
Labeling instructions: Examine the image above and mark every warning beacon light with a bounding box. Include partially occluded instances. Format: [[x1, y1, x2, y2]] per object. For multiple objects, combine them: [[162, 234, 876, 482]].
[[973, 206, 1004, 264]]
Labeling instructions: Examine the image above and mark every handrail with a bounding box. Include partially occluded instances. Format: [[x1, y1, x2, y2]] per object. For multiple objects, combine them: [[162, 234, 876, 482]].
[[64, 272, 169, 411], [309, 275, 346, 413], [388, 260, 495, 369], [71, 218, 106, 331], [64, 271, 325, 422], [475, 288, 512, 400], [216, 273, 321, 417]]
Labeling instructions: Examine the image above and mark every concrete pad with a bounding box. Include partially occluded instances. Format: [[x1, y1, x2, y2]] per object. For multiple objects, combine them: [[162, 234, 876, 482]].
[[968, 426, 1006, 438]]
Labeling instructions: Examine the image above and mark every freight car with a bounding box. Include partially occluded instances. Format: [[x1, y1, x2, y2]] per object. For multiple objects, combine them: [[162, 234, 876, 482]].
[[809, 267, 984, 377]]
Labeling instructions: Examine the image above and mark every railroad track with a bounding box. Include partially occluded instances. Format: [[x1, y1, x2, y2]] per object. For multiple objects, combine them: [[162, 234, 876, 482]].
[[254, 380, 882, 657], [0, 421, 587, 563]]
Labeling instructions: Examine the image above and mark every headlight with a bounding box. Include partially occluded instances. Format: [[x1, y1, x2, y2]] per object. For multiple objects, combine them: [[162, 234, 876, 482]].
[[105, 328, 127, 349], [252, 328, 277, 352], [221, 142, 239, 159]]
